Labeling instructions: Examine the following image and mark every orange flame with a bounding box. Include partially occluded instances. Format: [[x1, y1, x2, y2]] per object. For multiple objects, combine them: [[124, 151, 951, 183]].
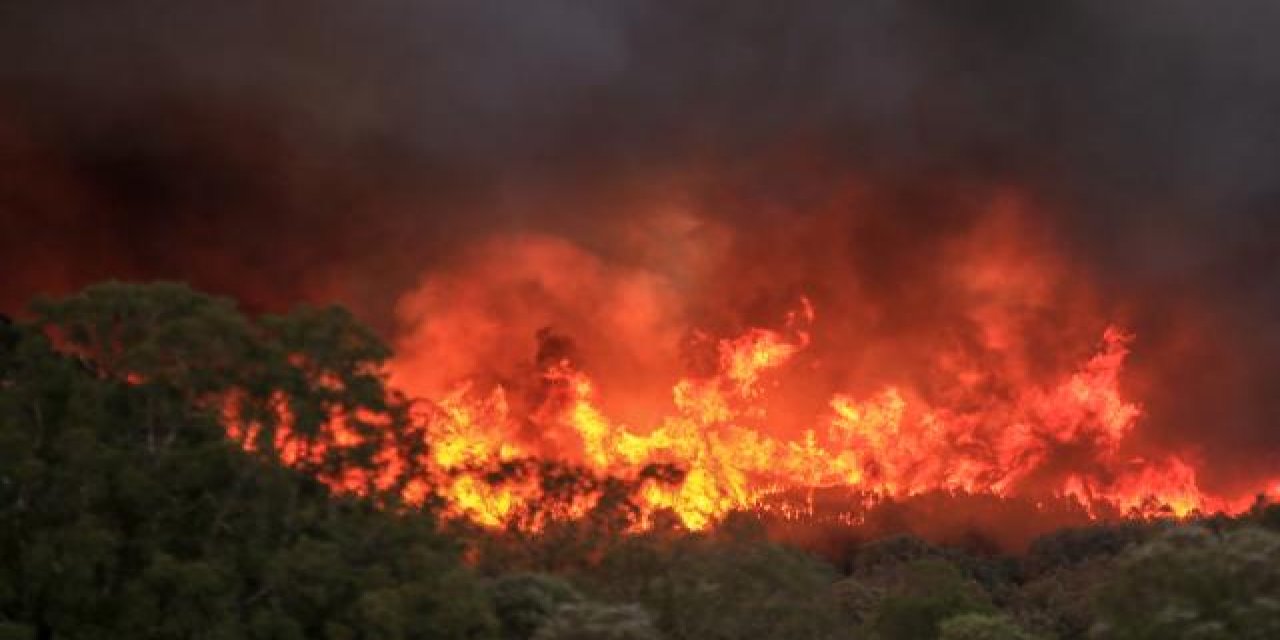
[[230, 197, 1278, 531], [407, 299, 1249, 529], [379, 199, 1280, 530]]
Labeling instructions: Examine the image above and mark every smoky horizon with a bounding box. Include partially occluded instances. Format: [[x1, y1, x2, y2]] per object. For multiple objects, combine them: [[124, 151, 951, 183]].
[[3, 1, 1279, 504]]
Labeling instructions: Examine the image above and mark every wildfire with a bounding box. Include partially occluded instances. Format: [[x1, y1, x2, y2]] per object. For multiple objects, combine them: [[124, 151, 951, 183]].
[[224, 198, 1275, 533], [409, 300, 1252, 530]]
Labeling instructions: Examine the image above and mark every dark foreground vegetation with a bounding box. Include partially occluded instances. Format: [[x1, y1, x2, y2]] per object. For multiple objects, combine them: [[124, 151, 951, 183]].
[[3, 283, 1279, 640]]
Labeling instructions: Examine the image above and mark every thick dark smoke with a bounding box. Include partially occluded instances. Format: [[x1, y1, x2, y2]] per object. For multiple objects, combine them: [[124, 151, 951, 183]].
[[2, 1, 1279, 492]]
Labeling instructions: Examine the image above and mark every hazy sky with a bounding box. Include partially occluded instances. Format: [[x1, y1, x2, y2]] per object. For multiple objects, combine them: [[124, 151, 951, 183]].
[[2, 1, 1279, 488]]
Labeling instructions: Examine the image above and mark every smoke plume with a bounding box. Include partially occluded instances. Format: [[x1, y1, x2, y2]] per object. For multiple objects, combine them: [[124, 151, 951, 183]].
[[3, 1, 1279, 495]]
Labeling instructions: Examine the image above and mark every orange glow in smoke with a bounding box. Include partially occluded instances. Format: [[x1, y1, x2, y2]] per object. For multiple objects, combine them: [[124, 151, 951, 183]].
[[376, 194, 1277, 529], [405, 302, 1249, 529], [228, 193, 1276, 530]]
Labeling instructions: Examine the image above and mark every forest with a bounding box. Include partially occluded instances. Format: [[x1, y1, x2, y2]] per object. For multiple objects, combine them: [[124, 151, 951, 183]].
[[3, 282, 1279, 640]]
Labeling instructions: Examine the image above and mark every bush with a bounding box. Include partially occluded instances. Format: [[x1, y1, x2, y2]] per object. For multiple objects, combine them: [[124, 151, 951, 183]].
[[589, 535, 843, 640], [0, 284, 498, 640], [869, 559, 994, 640], [1010, 555, 1115, 640], [490, 573, 584, 640], [532, 603, 660, 640], [1093, 526, 1280, 639], [0, 623, 35, 640], [939, 613, 1039, 640]]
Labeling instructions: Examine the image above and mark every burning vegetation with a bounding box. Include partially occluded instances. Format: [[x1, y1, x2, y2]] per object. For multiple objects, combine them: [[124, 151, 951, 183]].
[[375, 196, 1272, 533], [9, 281, 1280, 640], [191, 189, 1274, 537], [5, 3, 1280, 637]]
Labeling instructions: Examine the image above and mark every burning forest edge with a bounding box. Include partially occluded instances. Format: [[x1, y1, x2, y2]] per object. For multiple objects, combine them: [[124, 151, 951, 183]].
[[21, 281, 1280, 546], [6, 3, 1280, 637], [6, 281, 1280, 640], [244, 213, 1280, 535]]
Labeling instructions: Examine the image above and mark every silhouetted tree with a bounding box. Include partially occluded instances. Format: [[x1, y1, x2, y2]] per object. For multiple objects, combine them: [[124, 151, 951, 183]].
[[489, 573, 583, 640], [1093, 526, 1280, 639], [0, 282, 495, 639]]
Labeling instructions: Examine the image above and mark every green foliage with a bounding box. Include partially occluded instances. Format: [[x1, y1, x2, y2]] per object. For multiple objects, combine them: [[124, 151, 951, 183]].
[[585, 530, 844, 640], [13, 282, 1280, 640], [0, 283, 495, 639], [832, 577, 883, 627], [1092, 526, 1280, 640], [829, 536, 1003, 640], [27, 282, 429, 499], [0, 623, 35, 640], [853, 534, 943, 573], [1009, 557, 1109, 640], [1003, 523, 1151, 639], [29, 281, 256, 393], [1025, 524, 1148, 575], [531, 603, 660, 640], [939, 613, 1039, 640], [868, 558, 995, 640], [489, 573, 584, 640]]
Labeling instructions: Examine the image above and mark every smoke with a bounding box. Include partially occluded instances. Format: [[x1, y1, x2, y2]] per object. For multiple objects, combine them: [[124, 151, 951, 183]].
[[2, 1, 1279, 493]]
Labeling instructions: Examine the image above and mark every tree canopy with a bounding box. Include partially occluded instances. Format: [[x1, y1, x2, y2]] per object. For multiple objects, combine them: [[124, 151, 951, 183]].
[[5, 282, 1280, 640], [1, 283, 489, 639]]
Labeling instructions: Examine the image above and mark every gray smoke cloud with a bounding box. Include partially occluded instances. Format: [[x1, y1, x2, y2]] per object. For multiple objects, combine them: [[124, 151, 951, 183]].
[[2, 1, 1278, 491]]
